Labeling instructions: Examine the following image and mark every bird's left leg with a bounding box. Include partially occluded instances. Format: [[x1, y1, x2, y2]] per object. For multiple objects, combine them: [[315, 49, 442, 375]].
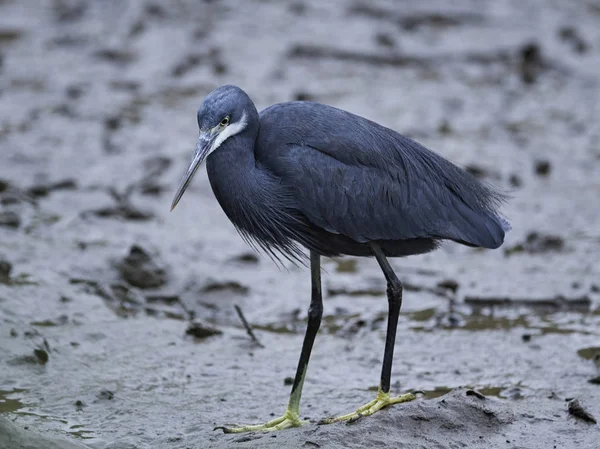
[[320, 243, 417, 424], [216, 251, 323, 433]]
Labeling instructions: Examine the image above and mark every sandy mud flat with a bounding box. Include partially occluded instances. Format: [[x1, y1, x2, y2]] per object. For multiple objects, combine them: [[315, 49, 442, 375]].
[[1, 1, 600, 448]]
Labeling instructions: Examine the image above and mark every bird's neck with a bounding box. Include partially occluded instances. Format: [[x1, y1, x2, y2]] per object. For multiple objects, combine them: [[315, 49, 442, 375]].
[[205, 122, 302, 259], [205, 126, 265, 223], [206, 127, 258, 176]]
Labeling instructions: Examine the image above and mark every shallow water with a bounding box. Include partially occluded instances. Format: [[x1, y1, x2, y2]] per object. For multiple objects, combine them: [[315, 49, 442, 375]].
[[1, 0, 600, 448]]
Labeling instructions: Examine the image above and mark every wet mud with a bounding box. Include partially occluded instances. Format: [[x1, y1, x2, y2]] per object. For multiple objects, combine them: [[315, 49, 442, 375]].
[[1, 0, 600, 448]]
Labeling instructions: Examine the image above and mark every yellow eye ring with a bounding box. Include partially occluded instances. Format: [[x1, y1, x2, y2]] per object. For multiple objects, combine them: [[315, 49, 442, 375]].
[[220, 116, 230, 126]]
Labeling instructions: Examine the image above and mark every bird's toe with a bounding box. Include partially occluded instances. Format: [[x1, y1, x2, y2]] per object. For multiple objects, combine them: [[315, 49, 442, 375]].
[[319, 390, 418, 425]]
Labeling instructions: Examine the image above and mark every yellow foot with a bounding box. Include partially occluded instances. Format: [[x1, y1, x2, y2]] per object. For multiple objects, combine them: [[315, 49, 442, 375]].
[[215, 409, 307, 433], [319, 389, 418, 425]]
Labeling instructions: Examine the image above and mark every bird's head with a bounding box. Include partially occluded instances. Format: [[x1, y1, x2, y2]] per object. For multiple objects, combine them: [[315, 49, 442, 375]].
[[171, 85, 253, 211]]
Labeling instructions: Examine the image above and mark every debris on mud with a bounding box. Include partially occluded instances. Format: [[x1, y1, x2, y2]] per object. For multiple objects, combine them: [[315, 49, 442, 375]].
[[97, 389, 115, 401], [288, 44, 433, 68], [534, 159, 552, 177], [568, 399, 597, 424], [0, 184, 36, 206], [348, 4, 484, 31], [519, 42, 545, 84], [171, 48, 226, 77], [464, 294, 590, 311], [509, 173, 523, 187], [504, 232, 565, 256], [327, 285, 384, 297], [464, 164, 500, 180], [117, 245, 167, 289], [289, 39, 560, 85], [33, 348, 49, 364], [201, 280, 249, 295], [588, 376, 600, 385], [94, 48, 138, 65], [234, 304, 265, 348], [328, 277, 452, 299], [0, 258, 12, 283], [558, 26, 588, 54], [437, 279, 459, 294], [84, 186, 153, 220], [229, 252, 260, 265], [0, 210, 20, 228], [8, 345, 49, 366], [466, 389, 486, 400], [52, 0, 87, 23], [26, 178, 77, 198], [185, 320, 222, 340], [138, 156, 172, 196]]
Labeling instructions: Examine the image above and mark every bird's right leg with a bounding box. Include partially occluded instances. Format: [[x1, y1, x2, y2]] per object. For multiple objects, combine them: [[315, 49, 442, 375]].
[[216, 251, 323, 433], [320, 243, 417, 424]]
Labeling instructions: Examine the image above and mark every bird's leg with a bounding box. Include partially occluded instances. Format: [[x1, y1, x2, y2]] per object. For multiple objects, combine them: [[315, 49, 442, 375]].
[[217, 251, 323, 433], [320, 244, 417, 425]]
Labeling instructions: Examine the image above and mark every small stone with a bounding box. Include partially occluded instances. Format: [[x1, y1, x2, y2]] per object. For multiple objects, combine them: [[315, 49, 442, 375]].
[[284, 377, 294, 386], [534, 160, 551, 176], [33, 348, 49, 364]]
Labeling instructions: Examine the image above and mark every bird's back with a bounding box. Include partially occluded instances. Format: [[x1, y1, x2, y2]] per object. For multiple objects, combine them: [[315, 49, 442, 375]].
[[255, 101, 509, 257]]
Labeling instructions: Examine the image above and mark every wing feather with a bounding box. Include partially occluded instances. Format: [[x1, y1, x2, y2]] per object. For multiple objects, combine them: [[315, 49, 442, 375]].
[[257, 102, 509, 249]]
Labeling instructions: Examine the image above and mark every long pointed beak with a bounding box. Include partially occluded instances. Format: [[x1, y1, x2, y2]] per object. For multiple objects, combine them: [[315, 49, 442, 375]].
[[170, 134, 213, 211]]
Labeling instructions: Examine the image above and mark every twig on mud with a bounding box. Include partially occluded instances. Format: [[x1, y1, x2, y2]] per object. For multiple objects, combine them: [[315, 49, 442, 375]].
[[234, 304, 265, 348]]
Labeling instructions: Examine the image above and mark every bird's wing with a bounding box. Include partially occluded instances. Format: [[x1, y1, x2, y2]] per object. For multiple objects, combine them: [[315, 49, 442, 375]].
[[265, 132, 507, 249]]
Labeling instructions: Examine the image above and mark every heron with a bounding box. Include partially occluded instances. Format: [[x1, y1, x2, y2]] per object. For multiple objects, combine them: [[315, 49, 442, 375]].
[[171, 85, 509, 433]]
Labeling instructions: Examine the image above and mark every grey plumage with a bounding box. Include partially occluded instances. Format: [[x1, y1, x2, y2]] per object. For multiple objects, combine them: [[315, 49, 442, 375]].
[[171, 85, 510, 432], [179, 84, 509, 263]]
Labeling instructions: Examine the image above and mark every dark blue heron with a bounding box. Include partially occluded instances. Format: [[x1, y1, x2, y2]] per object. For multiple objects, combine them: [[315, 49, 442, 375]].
[[171, 85, 509, 432]]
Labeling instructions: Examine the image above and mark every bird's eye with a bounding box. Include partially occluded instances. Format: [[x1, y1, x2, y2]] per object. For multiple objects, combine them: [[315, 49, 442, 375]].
[[220, 116, 230, 127]]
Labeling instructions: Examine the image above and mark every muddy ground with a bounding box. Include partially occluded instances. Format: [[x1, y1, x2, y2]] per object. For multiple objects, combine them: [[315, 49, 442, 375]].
[[1, 0, 600, 448]]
